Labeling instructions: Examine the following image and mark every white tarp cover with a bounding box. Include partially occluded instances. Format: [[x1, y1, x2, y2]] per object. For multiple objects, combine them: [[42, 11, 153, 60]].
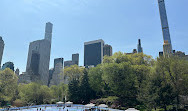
[[56, 101, 64, 104], [125, 108, 139, 111], [98, 104, 108, 108], [65, 101, 73, 104], [85, 103, 95, 107]]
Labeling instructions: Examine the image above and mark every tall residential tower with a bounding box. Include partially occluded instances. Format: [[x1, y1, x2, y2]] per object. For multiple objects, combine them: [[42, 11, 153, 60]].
[[0, 37, 4, 68], [26, 22, 53, 85], [137, 39, 143, 53], [158, 0, 173, 57]]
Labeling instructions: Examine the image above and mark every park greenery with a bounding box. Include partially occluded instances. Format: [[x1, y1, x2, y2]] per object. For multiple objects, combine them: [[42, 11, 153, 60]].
[[0, 52, 188, 111]]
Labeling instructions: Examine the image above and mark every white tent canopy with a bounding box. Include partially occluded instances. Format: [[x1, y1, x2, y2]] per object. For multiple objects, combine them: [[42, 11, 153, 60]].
[[125, 108, 139, 111], [56, 101, 64, 104], [65, 101, 73, 104], [98, 104, 108, 108], [85, 103, 95, 107]]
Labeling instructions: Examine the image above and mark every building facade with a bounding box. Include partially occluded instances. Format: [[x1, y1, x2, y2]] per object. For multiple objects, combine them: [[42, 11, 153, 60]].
[[15, 68, 20, 76], [64, 60, 74, 67], [103, 44, 112, 56], [158, 0, 173, 57], [49, 58, 64, 86], [64, 53, 79, 67], [84, 39, 104, 67], [25, 22, 53, 85], [72, 53, 79, 65], [0, 37, 4, 68]]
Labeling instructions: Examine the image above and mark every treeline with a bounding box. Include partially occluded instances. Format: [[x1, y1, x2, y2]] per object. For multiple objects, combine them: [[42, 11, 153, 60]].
[[0, 52, 188, 111], [0, 69, 68, 106]]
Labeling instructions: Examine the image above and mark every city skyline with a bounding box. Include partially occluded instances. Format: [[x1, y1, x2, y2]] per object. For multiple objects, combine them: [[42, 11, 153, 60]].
[[1, 0, 188, 72]]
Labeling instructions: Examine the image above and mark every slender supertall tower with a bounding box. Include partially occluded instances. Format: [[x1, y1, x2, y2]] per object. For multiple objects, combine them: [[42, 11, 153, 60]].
[[158, 0, 173, 57], [137, 39, 143, 53], [0, 37, 4, 68], [26, 22, 53, 85], [45, 22, 53, 42]]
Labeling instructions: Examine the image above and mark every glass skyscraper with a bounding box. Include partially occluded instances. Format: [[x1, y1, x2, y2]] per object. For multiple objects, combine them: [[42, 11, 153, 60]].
[[158, 0, 173, 57], [84, 39, 104, 67]]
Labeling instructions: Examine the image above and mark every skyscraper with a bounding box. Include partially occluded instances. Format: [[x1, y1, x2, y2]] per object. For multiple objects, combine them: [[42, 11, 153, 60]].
[[63, 53, 79, 67], [0, 37, 4, 68], [26, 22, 53, 85], [158, 0, 173, 57], [137, 39, 143, 53], [103, 44, 112, 56], [84, 39, 104, 67], [49, 58, 64, 86], [72, 53, 79, 65]]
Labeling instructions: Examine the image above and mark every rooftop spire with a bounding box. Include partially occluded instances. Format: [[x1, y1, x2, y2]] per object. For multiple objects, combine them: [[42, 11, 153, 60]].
[[137, 39, 143, 53]]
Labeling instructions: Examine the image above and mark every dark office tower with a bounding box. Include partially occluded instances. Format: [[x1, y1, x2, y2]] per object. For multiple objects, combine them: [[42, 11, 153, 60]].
[[72, 53, 79, 65], [26, 22, 53, 85], [84, 39, 104, 67], [0, 37, 4, 68], [158, 0, 173, 57], [103, 44, 112, 56], [137, 39, 143, 53]]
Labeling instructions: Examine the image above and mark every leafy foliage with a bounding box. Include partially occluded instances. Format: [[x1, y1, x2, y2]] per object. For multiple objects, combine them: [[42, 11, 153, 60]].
[[18, 83, 52, 105], [1, 52, 188, 111], [0, 68, 18, 106]]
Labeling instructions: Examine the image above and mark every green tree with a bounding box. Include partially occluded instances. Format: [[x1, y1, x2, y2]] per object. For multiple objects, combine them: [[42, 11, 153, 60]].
[[154, 57, 188, 109], [68, 79, 80, 103], [58, 83, 68, 102], [102, 62, 138, 106], [50, 85, 61, 101], [64, 65, 84, 81], [80, 69, 94, 104], [0, 68, 18, 106], [18, 83, 52, 105], [133, 64, 151, 107], [88, 65, 105, 97], [39, 85, 52, 104], [147, 72, 175, 111]]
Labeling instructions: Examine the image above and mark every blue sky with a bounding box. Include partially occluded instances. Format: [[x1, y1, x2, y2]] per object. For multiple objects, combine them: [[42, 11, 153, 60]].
[[0, 0, 188, 73]]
